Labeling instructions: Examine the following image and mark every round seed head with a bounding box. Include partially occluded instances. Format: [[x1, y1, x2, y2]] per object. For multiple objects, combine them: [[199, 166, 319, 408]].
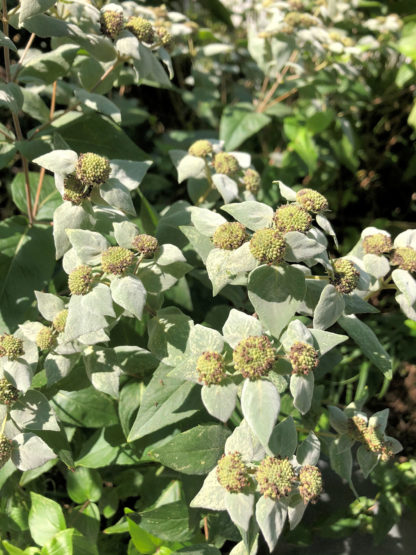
[[52, 310, 68, 333], [0, 378, 18, 405], [391, 247, 416, 273], [233, 335, 275, 380], [362, 234, 392, 256], [242, 168, 261, 194], [196, 351, 226, 386], [216, 452, 250, 493], [63, 174, 89, 205], [256, 457, 296, 500], [298, 465, 323, 504], [296, 189, 328, 213], [249, 228, 286, 264], [273, 204, 312, 234], [132, 234, 159, 258], [213, 152, 240, 176], [0, 334, 24, 361], [188, 139, 213, 158], [212, 222, 247, 250], [126, 16, 155, 43], [100, 10, 124, 39], [330, 258, 360, 294], [0, 435, 12, 469], [101, 246, 134, 275], [288, 341, 319, 375], [76, 153, 111, 187], [68, 265, 93, 296], [36, 326, 57, 351]]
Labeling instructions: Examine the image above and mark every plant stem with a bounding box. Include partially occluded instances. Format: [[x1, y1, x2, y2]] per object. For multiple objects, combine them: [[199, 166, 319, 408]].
[[1, 0, 11, 82], [196, 162, 215, 206], [12, 32, 35, 82]]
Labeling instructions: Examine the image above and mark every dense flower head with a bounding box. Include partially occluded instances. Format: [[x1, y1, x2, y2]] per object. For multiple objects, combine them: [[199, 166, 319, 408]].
[[362, 233, 392, 256], [63, 174, 89, 205], [284, 11, 316, 29], [36, 326, 57, 351], [126, 16, 155, 43], [273, 204, 312, 234], [330, 259, 360, 294], [256, 457, 296, 500], [188, 139, 213, 158], [0, 378, 18, 405], [155, 25, 173, 47], [233, 335, 275, 379], [296, 189, 328, 213], [76, 153, 111, 187], [391, 247, 416, 273], [132, 234, 159, 257], [216, 452, 250, 493], [196, 351, 226, 386], [101, 246, 134, 275], [52, 310, 68, 334], [242, 168, 261, 194], [100, 10, 124, 40], [288, 341, 319, 375], [347, 416, 393, 461], [0, 435, 12, 469], [0, 334, 24, 361], [347, 415, 368, 442], [212, 222, 247, 250], [68, 265, 93, 296], [298, 465, 323, 504], [213, 152, 240, 176], [249, 228, 286, 264]]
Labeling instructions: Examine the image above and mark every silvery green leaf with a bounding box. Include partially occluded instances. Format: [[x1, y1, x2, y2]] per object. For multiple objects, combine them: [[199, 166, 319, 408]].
[[363, 254, 390, 279], [110, 159, 152, 191], [33, 149, 78, 175], [316, 214, 338, 247], [393, 229, 416, 249], [276, 181, 297, 201], [269, 416, 297, 458], [19, 0, 58, 25], [368, 408, 389, 433], [255, 497, 287, 552], [290, 373, 314, 415], [225, 419, 265, 461], [84, 346, 122, 399], [385, 436, 403, 455], [100, 179, 136, 215], [288, 502, 307, 530], [361, 226, 390, 239], [10, 390, 60, 432], [75, 88, 121, 123], [2, 334, 38, 392], [344, 293, 379, 315], [281, 319, 313, 351], [328, 405, 348, 434], [297, 432, 320, 465], [313, 284, 345, 330], [0, 82, 24, 113], [190, 468, 227, 511], [222, 309, 263, 348], [62, 247, 83, 274], [45, 353, 78, 386], [225, 491, 255, 532], [180, 226, 214, 264], [392, 269, 416, 305], [396, 293, 416, 320], [206, 243, 257, 296], [169, 150, 206, 183], [110, 276, 146, 320], [189, 324, 224, 355], [357, 445, 378, 478], [201, 382, 238, 423], [66, 229, 109, 265], [190, 207, 227, 236], [230, 151, 251, 168], [331, 434, 354, 455], [12, 433, 56, 471], [158, 47, 173, 78], [148, 307, 193, 366], [248, 265, 305, 339], [309, 329, 348, 355], [53, 202, 95, 259], [35, 291, 65, 322], [139, 244, 191, 293], [329, 440, 352, 482], [77, 329, 110, 346], [229, 539, 259, 555], [212, 174, 239, 204], [221, 201, 274, 231], [113, 221, 139, 248], [346, 256, 372, 291], [284, 231, 326, 262], [241, 379, 280, 448], [0, 30, 17, 52]]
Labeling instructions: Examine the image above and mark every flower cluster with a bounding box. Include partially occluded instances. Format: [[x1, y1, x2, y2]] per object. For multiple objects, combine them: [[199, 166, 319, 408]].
[[362, 233, 393, 255], [391, 247, 416, 273], [233, 335, 275, 379], [196, 351, 227, 386], [76, 153, 111, 188], [216, 452, 250, 493], [0, 378, 18, 405], [347, 416, 393, 461], [101, 247, 135, 275], [249, 229, 286, 264], [330, 259, 360, 294], [212, 222, 247, 250], [288, 341, 319, 375], [298, 465, 323, 504], [132, 234, 159, 258], [296, 189, 328, 213], [36, 326, 57, 352], [256, 457, 296, 500], [0, 334, 24, 360], [0, 435, 12, 469], [68, 265, 94, 296], [273, 204, 312, 234]]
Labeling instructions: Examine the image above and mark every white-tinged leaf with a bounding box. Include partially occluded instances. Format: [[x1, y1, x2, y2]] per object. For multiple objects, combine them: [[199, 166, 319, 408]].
[[255, 497, 287, 552], [328, 406, 348, 434], [10, 390, 60, 431], [35, 291, 65, 322], [53, 202, 95, 259], [110, 159, 153, 191], [357, 445, 378, 478], [280, 319, 313, 351], [284, 231, 326, 262], [190, 207, 227, 236], [392, 269, 416, 305], [84, 346, 122, 399], [309, 328, 348, 355], [100, 179, 136, 215], [329, 440, 352, 482], [113, 221, 139, 248], [33, 150, 78, 175], [241, 379, 280, 447], [206, 243, 257, 296], [268, 417, 297, 458], [221, 201, 274, 231], [110, 276, 147, 320], [313, 284, 345, 330], [316, 214, 338, 247], [75, 88, 121, 122], [276, 181, 297, 201], [66, 229, 109, 265], [190, 468, 227, 511], [189, 324, 224, 355], [225, 491, 255, 532], [225, 419, 265, 461], [290, 373, 314, 415], [201, 383, 238, 423], [12, 433, 56, 471], [297, 432, 320, 465], [222, 309, 263, 348], [363, 254, 390, 279], [288, 502, 307, 530], [170, 150, 206, 183], [212, 174, 239, 204]]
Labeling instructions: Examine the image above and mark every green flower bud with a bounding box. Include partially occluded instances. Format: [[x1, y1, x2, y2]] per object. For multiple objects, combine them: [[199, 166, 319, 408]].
[[155, 25, 173, 47], [63, 174, 89, 205], [233, 335, 275, 380], [188, 139, 213, 158], [362, 234, 392, 256], [298, 465, 323, 504], [284, 12, 315, 28], [249, 228, 286, 264], [296, 189, 328, 213], [52, 310, 68, 333], [288, 341, 319, 375], [196, 351, 226, 386], [0, 334, 24, 361], [0, 435, 12, 470], [273, 204, 312, 234], [68, 265, 93, 296], [391, 247, 416, 273], [242, 168, 261, 194], [101, 246, 134, 275], [100, 10, 124, 40], [126, 16, 155, 43], [347, 415, 367, 442], [76, 153, 111, 188], [348, 416, 393, 461], [216, 452, 250, 493], [330, 258, 360, 294], [0, 378, 18, 405], [132, 234, 159, 258], [212, 222, 247, 250], [256, 457, 296, 500], [36, 326, 57, 351], [213, 152, 240, 176]]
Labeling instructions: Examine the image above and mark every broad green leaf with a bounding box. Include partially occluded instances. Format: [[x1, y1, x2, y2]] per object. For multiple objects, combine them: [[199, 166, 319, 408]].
[[225, 492, 255, 532], [290, 373, 314, 415], [66, 467, 103, 503], [28, 492, 66, 546], [328, 406, 348, 434], [19, 45, 78, 84], [220, 103, 271, 151], [221, 201, 274, 231], [296, 432, 320, 465], [110, 276, 147, 320], [255, 497, 287, 552], [148, 307, 193, 366], [75, 89, 121, 123], [12, 433, 56, 471], [51, 387, 118, 428], [312, 284, 345, 330], [0, 82, 23, 113], [10, 390, 60, 431], [83, 347, 122, 399], [76, 428, 135, 468], [40, 528, 74, 555], [0, 30, 17, 52], [268, 416, 297, 458], [241, 380, 280, 448], [357, 445, 378, 478], [125, 511, 160, 554], [329, 440, 352, 483], [139, 501, 190, 542], [19, 0, 56, 25], [173, 546, 221, 555], [11, 172, 61, 220], [309, 329, 348, 356], [306, 110, 334, 134], [201, 382, 238, 423]]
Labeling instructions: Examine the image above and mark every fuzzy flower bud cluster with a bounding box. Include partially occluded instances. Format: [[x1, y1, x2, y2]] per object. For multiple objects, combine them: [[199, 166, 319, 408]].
[[76, 153, 111, 188], [256, 457, 296, 500], [155, 25, 173, 47], [52, 310, 68, 334], [273, 204, 312, 234], [63, 174, 90, 205], [249, 228, 286, 264], [242, 168, 261, 194], [0, 435, 12, 469], [233, 335, 275, 379], [126, 16, 155, 43], [36, 326, 57, 351], [132, 234, 159, 258], [288, 341, 319, 375], [212, 222, 247, 250], [213, 153, 240, 176], [101, 247, 134, 275], [68, 265, 94, 296], [362, 233, 392, 256], [100, 10, 124, 40], [0, 378, 18, 405], [216, 452, 250, 493], [0, 334, 24, 360], [298, 465, 323, 504], [296, 189, 328, 213], [391, 247, 416, 273], [188, 139, 213, 158], [196, 351, 226, 386], [330, 259, 360, 294], [347, 416, 393, 461]]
